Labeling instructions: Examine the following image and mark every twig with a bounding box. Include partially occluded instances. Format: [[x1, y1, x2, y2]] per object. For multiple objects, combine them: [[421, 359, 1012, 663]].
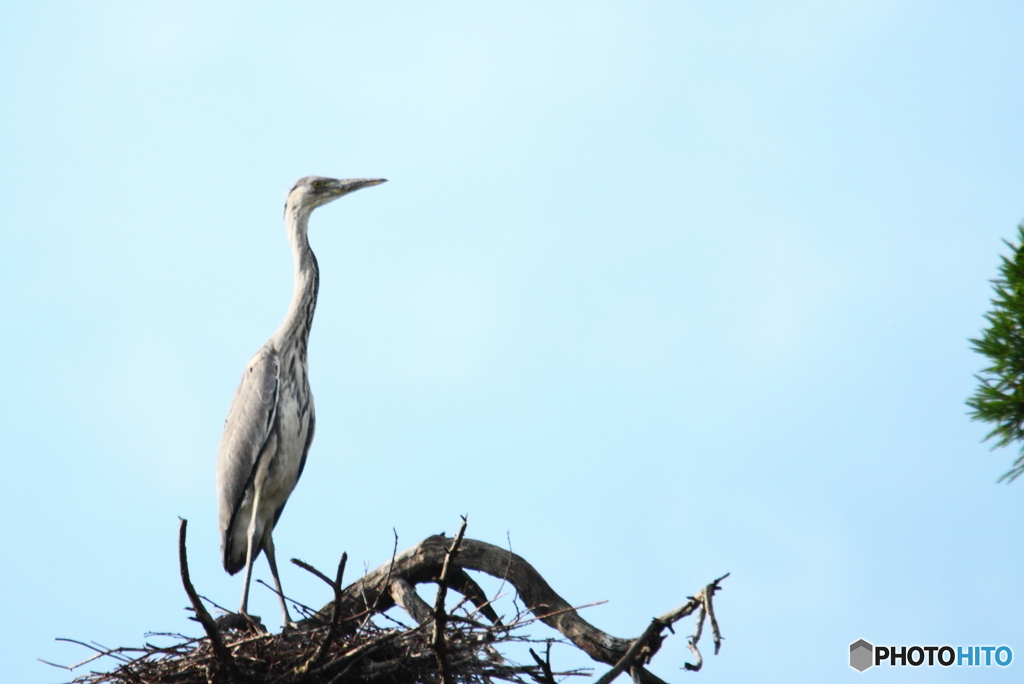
[[198, 594, 232, 615], [683, 605, 705, 672], [254, 578, 316, 617], [357, 528, 400, 632], [529, 641, 556, 684], [448, 566, 503, 626], [493, 531, 515, 609], [504, 600, 610, 630], [433, 515, 469, 684], [465, 590, 508, 622], [177, 518, 245, 683], [54, 638, 112, 657], [705, 579, 724, 655], [298, 552, 347, 673], [39, 641, 110, 671], [290, 557, 337, 590]]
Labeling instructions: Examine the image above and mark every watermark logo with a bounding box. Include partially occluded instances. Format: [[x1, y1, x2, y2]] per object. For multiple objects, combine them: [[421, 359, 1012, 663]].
[[849, 640, 1012, 671], [850, 640, 873, 672]]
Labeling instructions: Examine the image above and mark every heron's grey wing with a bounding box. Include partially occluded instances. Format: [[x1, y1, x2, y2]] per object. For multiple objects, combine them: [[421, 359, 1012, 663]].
[[271, 404, 315, 530], [216, 343, 280, 572]]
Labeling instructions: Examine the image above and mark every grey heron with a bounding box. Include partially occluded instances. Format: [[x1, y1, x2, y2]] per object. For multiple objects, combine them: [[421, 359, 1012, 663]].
[[216, 176, 386, 626]]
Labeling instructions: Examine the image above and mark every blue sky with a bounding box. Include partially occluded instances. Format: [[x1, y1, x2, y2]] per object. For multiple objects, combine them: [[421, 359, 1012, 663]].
[[2, 2, 1023, 682]]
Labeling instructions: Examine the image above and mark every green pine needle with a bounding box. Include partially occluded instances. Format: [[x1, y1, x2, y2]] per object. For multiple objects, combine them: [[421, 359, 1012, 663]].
[[968, 221, 1024, 482]]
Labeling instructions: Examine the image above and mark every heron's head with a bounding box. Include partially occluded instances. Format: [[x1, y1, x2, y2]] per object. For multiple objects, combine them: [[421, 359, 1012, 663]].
[[285, 176, 387, 215]]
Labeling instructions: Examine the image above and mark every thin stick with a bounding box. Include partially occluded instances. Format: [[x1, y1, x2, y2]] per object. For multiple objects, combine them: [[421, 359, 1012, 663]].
[[683, 605, 706, 672], [38, 646, 108, 671], [54, 637, 110, 656], [505, 600, 610, 629], [177, 518, 244, 682], [254, 578, 316, 616], [197, 593, 232, 615], [433, 515, 468, 684], [304, 552, 348, 672], [705, 579, 724, 655], [448, 566, 503, 625], [465, 590, 508, 621], [357, 528, 400, 632], [290, 558, 337, 589], [529, 641, 556, 684]]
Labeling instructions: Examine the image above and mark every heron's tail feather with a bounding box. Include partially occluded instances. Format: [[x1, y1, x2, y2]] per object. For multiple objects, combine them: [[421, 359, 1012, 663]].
[[222, 527, 259, 575], [223, 550, 246, 575]]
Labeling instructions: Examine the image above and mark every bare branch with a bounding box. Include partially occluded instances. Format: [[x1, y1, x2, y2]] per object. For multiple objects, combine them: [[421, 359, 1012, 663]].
[[529, 641, 556, 684], [177, 518, 245, 683], [296, 551, 348, 675], [594, 618, 664, 684], [291, 557, 337, 590], [433, 515, 469, 684]]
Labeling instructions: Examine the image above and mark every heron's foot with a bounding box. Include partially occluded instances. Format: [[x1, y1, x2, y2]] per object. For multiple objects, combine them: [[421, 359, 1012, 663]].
[[215, 611, 267, 634]]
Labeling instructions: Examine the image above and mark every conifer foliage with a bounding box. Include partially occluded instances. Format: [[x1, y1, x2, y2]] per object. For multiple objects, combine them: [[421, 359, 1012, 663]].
[[969, 222, 1024, 482]]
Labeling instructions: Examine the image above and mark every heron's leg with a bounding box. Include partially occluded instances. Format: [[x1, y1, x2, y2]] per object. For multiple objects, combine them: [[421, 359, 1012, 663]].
[[238, 490, 263, 616], [263, 532, 293, 627]]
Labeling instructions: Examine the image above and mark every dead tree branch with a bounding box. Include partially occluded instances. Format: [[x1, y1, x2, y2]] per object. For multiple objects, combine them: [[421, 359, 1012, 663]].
[[432, 515, 468, 684], [309, 534, 726, 672], [177, 518, 245, 683], [292, 552, 348, 674]]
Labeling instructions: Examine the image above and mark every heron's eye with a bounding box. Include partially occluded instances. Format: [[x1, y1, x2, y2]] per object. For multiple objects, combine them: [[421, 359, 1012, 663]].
[[313, 180, 323, 189]]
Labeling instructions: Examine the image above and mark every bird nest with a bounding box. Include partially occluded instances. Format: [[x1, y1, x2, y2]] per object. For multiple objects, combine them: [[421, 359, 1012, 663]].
[[49, 518, 727, 684], [60, 613, 578, 684]]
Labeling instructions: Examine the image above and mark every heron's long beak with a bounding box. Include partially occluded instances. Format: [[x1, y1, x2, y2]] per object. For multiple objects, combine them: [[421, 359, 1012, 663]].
[[334, 178, 387, 196]]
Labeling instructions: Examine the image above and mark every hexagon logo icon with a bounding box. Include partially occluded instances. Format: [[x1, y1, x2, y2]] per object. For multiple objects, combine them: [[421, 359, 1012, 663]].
[[850, 639, 874, 672]]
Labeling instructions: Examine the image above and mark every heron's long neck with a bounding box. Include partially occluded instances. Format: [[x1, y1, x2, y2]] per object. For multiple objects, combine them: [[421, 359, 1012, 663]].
[[274, 207, 320, 354]]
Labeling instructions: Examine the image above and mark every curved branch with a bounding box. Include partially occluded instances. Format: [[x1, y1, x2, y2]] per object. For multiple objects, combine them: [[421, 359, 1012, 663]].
[[303, 535, 726, 670]]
